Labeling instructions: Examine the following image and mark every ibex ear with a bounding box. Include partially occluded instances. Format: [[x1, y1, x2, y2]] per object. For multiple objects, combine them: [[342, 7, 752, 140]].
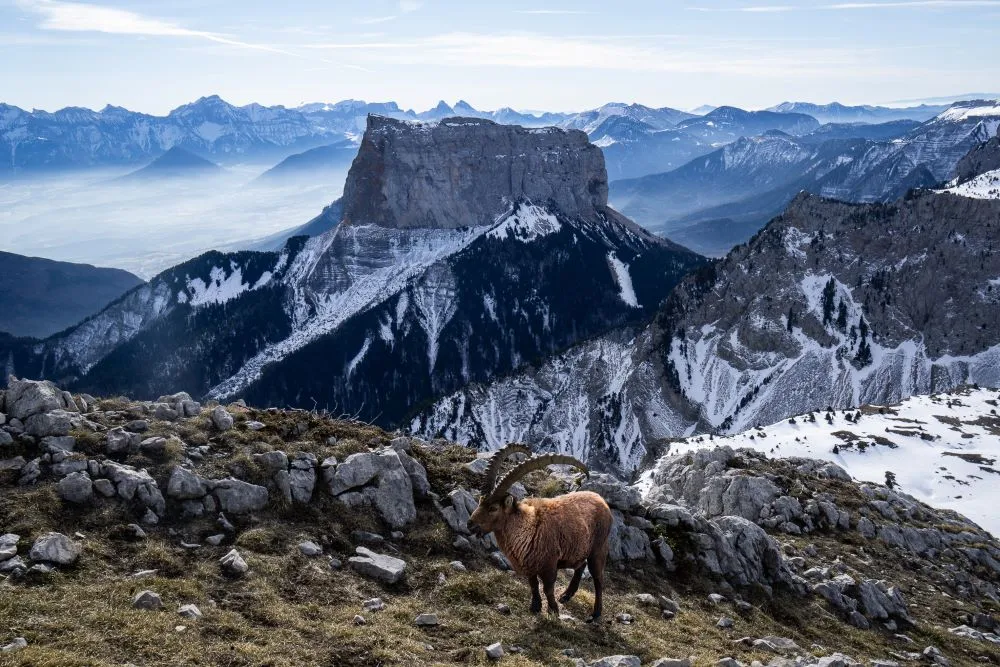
[[504, 495, 515, 509]]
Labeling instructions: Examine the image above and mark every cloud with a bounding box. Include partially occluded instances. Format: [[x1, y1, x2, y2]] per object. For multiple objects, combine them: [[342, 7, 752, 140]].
[[689, 0, 1000, 11], [301, 31, 906, 79], [355, 15, 399, 25], [398, 0, 424, 11], [14, 0, 310, 59], [513, 9, 597, 13]]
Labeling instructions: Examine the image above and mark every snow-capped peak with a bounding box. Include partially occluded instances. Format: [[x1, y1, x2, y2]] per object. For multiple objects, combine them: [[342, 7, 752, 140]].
[[486, 202, 562, 242]]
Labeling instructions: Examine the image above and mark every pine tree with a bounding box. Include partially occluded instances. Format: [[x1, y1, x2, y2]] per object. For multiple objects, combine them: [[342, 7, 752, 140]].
[[885, 470, 897, 490], [836, 300, 848, 331], [822, 278, 836, 325], [786, 307, 796, 333]]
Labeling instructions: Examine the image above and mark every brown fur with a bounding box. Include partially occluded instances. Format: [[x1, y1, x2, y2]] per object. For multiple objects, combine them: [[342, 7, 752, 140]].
[[469, 490, 612, 620]]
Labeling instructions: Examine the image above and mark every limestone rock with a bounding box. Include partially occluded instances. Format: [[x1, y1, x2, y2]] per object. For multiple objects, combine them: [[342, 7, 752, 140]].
[[167, 466, 211, 500], [28, 532, 80, 565], [133, 590, 163, 610], [349, 546, 406, 584], [58, 471, 94, 504], [213, 478, 268, 514], [211, 406, 234, 431], [220, 549, 249, 577]]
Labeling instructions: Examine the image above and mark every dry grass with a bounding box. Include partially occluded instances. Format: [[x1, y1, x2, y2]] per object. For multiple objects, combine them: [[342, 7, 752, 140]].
[[2, 408, 999, 666]]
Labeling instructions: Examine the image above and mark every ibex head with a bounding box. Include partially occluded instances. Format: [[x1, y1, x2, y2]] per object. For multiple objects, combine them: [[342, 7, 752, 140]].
[[469, 443, 588, 536]]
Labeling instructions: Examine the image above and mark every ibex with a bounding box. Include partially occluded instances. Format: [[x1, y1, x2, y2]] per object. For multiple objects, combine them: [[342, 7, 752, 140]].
[[468, 444, 612, 621]]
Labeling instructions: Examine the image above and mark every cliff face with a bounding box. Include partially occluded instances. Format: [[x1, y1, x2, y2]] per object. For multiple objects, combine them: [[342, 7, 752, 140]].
[[341, 116, 609, 229]]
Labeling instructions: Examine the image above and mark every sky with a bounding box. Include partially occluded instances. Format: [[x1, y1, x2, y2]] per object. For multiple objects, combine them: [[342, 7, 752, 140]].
[[2, 0, 1000, 114]]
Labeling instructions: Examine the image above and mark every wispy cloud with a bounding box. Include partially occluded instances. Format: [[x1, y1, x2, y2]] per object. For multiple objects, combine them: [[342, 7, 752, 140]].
[[689, 0, 1000, 11], [355, 15, 399, 25], [513, 9, 597, 14], [301, 31, 910, 79]]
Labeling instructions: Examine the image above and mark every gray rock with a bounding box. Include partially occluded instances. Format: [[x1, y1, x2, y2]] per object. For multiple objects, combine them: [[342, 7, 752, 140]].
[[717, 616, 734, 628], [210, 406, 234, 431], [28, 532, 80, 565], [0, 456, 25, 472], [650, 660, 691, 667], [245, 420, 266, 431], [298, 541, 323, 557], [486, 641, 504, 660], [0, 555, 26, 574], [363, 597, 385, 611], [353, 614, 366, 625], [0, 533, 19, 561], [132, 590, 163, 610], [372, 448, 416, 528], [167, 466, 211, 500], [608, 510, 653, 561], [58, 471, 94, 504], [349, 546, 406, 584], [449, 560, 467, 572], [398, 448, 430, 497], [5, 378, 66, 420], [414, 613, 439, 627], [41, 435, 76, 452], [219, 548, 248, 577], [25, 409, 74, 437], [205, 534, 226, 546], [588, 657, 641, 667], [255, 450, 288, 472], [141, 509, 159, 525], [1, 637, 28, 653], [464, 457, 489, 475], [125, 524, 147, 540], [213, 478, 268, 514], [178, 604, 203, 620], [18, 457, 41, 485], [581, 473, 642, 511], [106, 427, 141, 455], [0, 431, 12, 447], [329, 451, 379, 495], [752, 636, 800, 654], [857, 516, 877, 539], [125, 419, 149, 432], [289, 453, 317, 504], [152, 403, 179, 421], [139, 436, 168, 457], [715, 660, 743, 667]]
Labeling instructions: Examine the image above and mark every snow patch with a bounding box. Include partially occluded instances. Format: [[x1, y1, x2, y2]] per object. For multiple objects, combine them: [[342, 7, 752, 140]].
[[607, 253, 639, 308], [486, 202, 562, 243], [938, 168, 1000, 200]]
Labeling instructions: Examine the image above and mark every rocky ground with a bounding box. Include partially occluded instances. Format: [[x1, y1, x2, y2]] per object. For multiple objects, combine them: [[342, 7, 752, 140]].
[[1, 377, 999, 666]]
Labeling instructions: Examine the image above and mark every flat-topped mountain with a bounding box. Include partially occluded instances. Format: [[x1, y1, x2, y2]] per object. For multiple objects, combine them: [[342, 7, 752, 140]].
[[342, 116, 608, 230], [0, 116, 703, 429]]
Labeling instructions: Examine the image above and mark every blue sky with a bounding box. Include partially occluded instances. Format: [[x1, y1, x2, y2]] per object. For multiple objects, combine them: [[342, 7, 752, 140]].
[[2, 0, 999, 114]]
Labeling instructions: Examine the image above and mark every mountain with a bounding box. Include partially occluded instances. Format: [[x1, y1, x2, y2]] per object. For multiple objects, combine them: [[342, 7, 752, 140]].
[[416, 178, 1000, 472], [674, 106, 820, 144], [610, 100, 1000, 255], [0, 95, 344, 176], [117, 146, 222, 181], [768, 101, 948, 124], [560, 103, 696, 134], [800, 119, 921, 144], [254, 140, 359, 184], [1, 116, 704, 429], [590, 116, 711, 180], [689, 104, 717, 115], [0, 251, 143, 338]]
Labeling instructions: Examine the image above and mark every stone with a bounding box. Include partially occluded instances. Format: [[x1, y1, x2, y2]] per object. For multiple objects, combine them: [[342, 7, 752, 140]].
[[449, 560, 467, 572], [752, 636, 800, 654], [255, 451, 289, 472], [93, 478, 116, 497], [0, 455, 24, 471], [126, 419, 149, 432], [298, 541, 323, 557], [581, 473, 642, 511], [58, 471, 94, 504], [0, 533, 19, 561], [142, 509, 159, 525], [205, 534, 225, 546], [28, 532, 80, 565], [717, 616, 734, 628], [349, 546, 406, 584], [133, 590, 163, 610], [715, 660, 743, 667], [616, 612, 634, 624], [289, 453, 317, 504], [0, 431, 12, 447], [246, 420, 265, 431], [177, 604, 203, 620], [363, 597, 386, 612], [6, 378, 65, 420], [106, 427, 141, 455], [220, 549, 249, 577], [398, 448, 430, 497], [210, 406, 234, 431], [372, 448, 416, 528], [0, 556, 26, 574], [328, 451, 379, 495], [126, 524, 147, 540], [167, 466, 211, 500], [858, 517, 877, 539], [708, 593, 726, 604], [25, 409, 74, 437], [213, 478, 268, 514], [414, 613, 439, 627], [496, 603, 511, 615], [354, 615, 366, 625], [42, 435, 76, 452], [608, 510, 653, 561], [589, 657, 641, 667], [650, 660, 691, 667], [352, 530, 385, 545], [486, 642, 504, 660], [1, 638, 28, 653]]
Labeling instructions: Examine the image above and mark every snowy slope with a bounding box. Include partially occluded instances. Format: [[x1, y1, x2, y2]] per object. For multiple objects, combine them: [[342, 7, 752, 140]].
[[665, 387, 1000, 537], [940, 168, 1000, 199]]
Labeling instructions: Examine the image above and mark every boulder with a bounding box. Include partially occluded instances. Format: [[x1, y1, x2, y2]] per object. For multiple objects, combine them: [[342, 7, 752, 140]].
[[328, 451, 379, 495], [132, 590, 163, 610], [58, 471, 94, 504], [106, 427, 141, 455], [486, 642, 504, 660], [589, 657, 641, 667], [289, 453, 317, 504], [349, 546, 406, 584], [219, 549, 249, 577], [211, 406, 234, 431], [41, 435, 76, 452], [0, 533, 19, 561], [25, 409, 74, 437], [255, 450, 288, 473], [299, 541, 323, 557], [28, 532, 81, 565], [608, 510, 653, 561], [213, 478, 268, 514], [414, 613, 439, 627], [1, 638, 28, 653], [372, 448, 416, 528], [581, 473, 642, 512], [178, 604, 203, 620], [5, 378, 68, 420], [167, 466, 211, 500]]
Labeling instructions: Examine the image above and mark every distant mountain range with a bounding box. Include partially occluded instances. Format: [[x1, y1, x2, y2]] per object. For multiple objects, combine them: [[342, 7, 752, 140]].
[[766, 101, 949, 124], [2, 95, 968, 181], [116, 146, 222, 182], [610, 100, 1000, 255], [0, 251, 143, 338]]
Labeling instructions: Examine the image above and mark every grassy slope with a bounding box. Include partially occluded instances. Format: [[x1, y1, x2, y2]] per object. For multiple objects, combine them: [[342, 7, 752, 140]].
[[0, 402, 998, 666]]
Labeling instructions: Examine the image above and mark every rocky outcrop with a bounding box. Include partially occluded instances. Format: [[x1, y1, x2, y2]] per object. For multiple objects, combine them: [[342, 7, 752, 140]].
[[342, 116, 609, 230]]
